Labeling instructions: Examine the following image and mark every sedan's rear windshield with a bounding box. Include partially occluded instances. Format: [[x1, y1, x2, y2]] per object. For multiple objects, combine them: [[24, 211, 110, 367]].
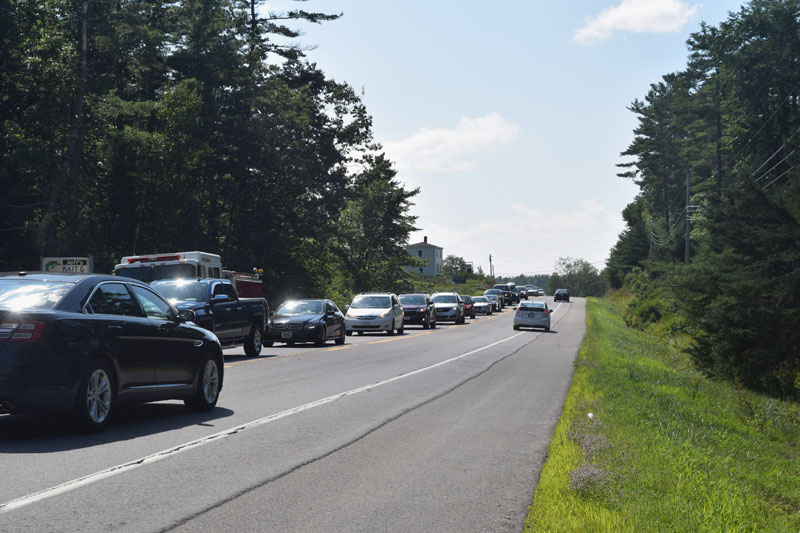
[[484, 289, 502, 295], [399, 295, 426, 305], [473, 297, 488, 303], [493, 285, 509, 290], [351, 296, 391, 309], [0, 280, 73, 309], [151, 281, 208, 302], [522, 302, 546, 310], [432, 294, 457, 303]]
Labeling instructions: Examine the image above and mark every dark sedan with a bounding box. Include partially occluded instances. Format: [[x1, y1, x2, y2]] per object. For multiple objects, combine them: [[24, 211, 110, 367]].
[[267, 299, 346, 346], [0, 273, 223, 431], [399, 293, 436, 329]]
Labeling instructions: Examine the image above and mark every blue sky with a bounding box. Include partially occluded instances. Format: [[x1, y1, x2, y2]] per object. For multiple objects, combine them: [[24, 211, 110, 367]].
[[271, 0, 743, 276]]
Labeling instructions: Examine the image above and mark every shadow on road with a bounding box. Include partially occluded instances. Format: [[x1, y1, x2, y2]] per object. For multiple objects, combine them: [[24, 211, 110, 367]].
[[0, 404, 235, 451]]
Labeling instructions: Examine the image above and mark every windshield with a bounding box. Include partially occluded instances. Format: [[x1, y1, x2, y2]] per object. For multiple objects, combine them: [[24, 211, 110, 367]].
[[151, 281, 208, 302], [115, 266, 153, 282], [114, 263, 197, 282], [0, 280, 73, 310], [399, 295, 426, 305], [276, 300, 324, 315], [485, 289, 501, 295], [351, 296, 391, 309], [432, 294, 457, 304]]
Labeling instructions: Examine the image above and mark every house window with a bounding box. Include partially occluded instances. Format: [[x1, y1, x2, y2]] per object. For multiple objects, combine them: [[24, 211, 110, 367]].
[[418, 250, 422, 257]]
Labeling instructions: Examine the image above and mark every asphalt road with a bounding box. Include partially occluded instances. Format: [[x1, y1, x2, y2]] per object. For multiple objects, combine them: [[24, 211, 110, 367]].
[[0, 297, 586, 532]]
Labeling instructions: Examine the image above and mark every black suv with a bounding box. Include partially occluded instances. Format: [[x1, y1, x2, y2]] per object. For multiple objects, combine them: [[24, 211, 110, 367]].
[[492, 284, 514, 305], [399, 293, 437, 329], [554, 289, 570, 302]]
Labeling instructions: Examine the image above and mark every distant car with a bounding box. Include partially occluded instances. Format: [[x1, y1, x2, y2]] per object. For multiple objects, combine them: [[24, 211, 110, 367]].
[[554, 289, 570, 302], [517, 287, 528, 300], [431, 292, 465, 324], [471, 296, 492, 315], [461, 295, 476, 319], [493, 284, 514, 305], [0, 273, 223, 431], [345, 293, 404, 335], [483, 289, 504, 310], [268, 299, 346, 346], [399, 293, 437, 329], [538, 288, 545, 296], [513, 300, 553, 331]]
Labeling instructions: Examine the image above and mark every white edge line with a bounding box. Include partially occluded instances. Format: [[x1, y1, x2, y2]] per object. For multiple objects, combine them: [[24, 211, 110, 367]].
[[0, 332, 524, 514]]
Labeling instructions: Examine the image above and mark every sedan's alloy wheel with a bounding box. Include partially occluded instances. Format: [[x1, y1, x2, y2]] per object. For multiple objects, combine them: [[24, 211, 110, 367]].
[[86, 368, 112, 424], [202, 359, 220, 404]]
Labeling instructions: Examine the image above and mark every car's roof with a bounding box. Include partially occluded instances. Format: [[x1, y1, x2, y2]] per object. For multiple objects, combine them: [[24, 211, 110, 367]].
[[0, 272, 114, 283], [398, 293, 428, 297], [356, 292, 394, 296]]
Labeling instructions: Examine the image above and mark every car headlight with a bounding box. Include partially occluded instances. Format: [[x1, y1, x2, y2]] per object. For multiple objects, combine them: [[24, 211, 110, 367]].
[[378, 311, 390, 318], [304, 322, 318, 330]]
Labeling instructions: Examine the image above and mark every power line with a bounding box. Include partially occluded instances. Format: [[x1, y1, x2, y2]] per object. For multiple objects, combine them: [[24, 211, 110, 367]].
[[721, 78, 800, 174], [761, 162, 798, 189]]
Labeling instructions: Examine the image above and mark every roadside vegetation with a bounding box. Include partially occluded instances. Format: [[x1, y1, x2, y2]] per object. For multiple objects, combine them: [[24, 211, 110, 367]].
[[526, 295, 800, 531], [606, 0, 800, 399]]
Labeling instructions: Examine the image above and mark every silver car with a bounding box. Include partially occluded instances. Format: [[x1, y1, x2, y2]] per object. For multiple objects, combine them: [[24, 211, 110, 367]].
[[345, 293, 405, 335], [513, 301, 552, 331], [471, 296, 492, 315]]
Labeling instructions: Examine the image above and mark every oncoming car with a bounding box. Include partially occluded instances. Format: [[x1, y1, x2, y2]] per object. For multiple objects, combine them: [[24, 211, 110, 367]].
[[345, 293, 404, 335], [268, 299, 345, 346], [431, 292, 465, 324], [0, 273, 223, 431]]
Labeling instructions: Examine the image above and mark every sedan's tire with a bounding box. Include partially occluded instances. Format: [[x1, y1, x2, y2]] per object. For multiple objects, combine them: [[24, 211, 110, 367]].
[[397, 321, 404, 335], [545, 327, 550, 332], [346, 330, 353, 336], [513, 325, 520, 331], [423, 318, 429, 330], [185, 353, 221, 411], [315, 326, 327, 347], [74, 360, 115, 432], [431, 317, 437, 329], [335, 327, 346, 345], [263, 340, 274, 348], [386, 319, 395, 336], [243, 324, 263, 357]]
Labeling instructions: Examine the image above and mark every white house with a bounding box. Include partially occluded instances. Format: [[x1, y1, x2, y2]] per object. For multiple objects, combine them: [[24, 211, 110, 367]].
[[405, 236, 443, 276]]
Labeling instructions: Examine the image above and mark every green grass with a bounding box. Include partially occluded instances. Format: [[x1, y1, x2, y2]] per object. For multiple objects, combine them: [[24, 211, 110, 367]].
[[525, 297, 800, 532]]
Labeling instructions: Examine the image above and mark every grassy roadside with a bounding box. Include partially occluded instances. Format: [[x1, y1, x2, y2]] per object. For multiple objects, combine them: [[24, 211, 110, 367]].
[[525, 296, 800, 531]]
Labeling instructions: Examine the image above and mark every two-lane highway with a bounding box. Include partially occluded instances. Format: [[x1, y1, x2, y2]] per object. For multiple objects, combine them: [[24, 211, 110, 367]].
[[0, 297, 585, 532]]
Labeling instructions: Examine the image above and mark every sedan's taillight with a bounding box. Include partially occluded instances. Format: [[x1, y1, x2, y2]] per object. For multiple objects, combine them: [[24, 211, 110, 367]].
[[0, 322, 46, 342]]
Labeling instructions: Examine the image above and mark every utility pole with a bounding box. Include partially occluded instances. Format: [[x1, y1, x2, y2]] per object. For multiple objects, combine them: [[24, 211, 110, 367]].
[[685, 169, 691, 264], [489, 254, 493, 279]]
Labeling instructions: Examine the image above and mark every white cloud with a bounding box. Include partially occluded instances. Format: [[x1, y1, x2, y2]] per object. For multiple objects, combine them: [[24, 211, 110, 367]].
[[383, 114, 521, 173], [412, 199, 625, 276], [574, 0, 700, 45]]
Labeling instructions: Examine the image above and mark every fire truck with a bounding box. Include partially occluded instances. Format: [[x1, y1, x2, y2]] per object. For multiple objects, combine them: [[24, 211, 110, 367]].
[[113, 251, 263, 298]]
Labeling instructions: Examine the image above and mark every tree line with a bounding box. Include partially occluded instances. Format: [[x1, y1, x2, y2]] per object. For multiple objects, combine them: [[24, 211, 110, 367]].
[[607, 0, 800, 399], [0, 0, 420, 303]]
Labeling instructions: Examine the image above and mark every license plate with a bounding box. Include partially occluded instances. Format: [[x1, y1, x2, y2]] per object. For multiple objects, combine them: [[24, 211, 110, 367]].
[[527, 313, 538, 318], [281, 331, 293, 339]]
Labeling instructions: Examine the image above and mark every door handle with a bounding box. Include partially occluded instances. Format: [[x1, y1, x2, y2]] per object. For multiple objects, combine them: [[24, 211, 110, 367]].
[[107, 325, 123, 332]]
